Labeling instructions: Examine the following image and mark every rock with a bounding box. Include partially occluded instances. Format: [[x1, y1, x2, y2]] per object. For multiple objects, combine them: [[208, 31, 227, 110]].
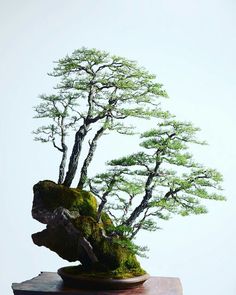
[[31, 180, 145, 277]]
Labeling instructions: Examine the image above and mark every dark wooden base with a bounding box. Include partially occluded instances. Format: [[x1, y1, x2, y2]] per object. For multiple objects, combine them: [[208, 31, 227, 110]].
[[12, 272, 183, 295]]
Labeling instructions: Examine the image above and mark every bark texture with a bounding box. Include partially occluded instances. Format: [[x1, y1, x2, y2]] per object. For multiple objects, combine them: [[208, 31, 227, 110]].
[[63, 124, 89, 187], [77, 125, 106, 189]]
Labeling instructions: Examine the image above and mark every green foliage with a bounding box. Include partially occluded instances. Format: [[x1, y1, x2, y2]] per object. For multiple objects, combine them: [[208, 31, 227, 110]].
[[33, 93, 80, 144], [49, 47, 168, 124], [112, 237, 149, 258], [89, 117, 225, 243], [109, 152, 153, 167], [33, 47, 169, 186]]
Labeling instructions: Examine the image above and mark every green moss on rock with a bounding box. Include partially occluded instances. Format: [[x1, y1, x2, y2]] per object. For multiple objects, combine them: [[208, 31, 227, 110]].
[[101, 212, 113, 227], [61, 264, 145, 279], [71, 214, 145, 276], [33, 180, 97, 218], [32, 180, 146, 279]]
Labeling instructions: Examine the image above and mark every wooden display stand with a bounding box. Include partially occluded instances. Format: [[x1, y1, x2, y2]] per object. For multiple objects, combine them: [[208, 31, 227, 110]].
[[12, 272, 183, 295]]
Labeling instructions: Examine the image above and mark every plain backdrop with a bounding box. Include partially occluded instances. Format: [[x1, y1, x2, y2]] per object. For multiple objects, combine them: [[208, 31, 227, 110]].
[[1, 1, 236, 294]]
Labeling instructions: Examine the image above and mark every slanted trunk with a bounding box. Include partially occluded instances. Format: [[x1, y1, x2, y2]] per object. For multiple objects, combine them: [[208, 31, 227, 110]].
[[63, 124, 89, 187], [77, 125, 106, 189], [124, 161, 161, 227], [58, 144, 68, 184], [124, 189, 152, 227]]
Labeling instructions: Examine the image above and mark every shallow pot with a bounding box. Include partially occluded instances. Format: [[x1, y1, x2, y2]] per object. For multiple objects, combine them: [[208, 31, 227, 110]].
[[58, 266, 150, 290]]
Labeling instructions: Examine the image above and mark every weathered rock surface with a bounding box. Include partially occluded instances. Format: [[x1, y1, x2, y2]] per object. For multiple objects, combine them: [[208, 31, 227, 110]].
[[32, 180, 144, 277]]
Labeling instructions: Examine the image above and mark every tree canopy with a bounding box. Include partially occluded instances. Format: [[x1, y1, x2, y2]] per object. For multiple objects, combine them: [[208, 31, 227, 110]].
[[89, 118, 224, 240], [33, 47, 225, 249], [33, 47, 168, 187]]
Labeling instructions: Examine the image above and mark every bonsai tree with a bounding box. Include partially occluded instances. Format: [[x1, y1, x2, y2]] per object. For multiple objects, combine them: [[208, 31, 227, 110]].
[[32, 48, 225, 279]]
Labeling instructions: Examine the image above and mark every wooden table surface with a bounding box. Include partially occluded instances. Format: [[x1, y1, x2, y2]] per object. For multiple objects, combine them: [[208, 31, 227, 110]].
[[12, 272, 183, 295]]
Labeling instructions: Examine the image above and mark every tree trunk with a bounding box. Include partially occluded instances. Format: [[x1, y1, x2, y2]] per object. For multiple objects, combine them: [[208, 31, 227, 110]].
[[77, 125, 106, 189], [124, 190, 152, 227], [124, 160, 161, 227], [63, 124, 89, 187], [58, 144, 68, 184]]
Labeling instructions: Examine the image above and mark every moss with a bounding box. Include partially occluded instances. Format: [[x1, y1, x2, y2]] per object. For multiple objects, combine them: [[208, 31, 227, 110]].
[[34, 180, 97, 218], [112, 255, 146, 278], [90, 234, 144, 274], [72, 215, 145, 276], [33, 180, 146, 278], [61, 264, 146, 279], [72, 216, 100, 239], [101, 212, 113, 227]]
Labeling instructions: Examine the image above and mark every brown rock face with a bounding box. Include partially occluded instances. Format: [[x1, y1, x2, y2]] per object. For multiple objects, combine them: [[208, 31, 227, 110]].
[[31, 180, 145, 278]]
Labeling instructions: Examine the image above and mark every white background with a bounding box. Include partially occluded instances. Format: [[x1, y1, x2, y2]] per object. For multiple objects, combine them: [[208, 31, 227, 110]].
[[1, 1, 236, 294]]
